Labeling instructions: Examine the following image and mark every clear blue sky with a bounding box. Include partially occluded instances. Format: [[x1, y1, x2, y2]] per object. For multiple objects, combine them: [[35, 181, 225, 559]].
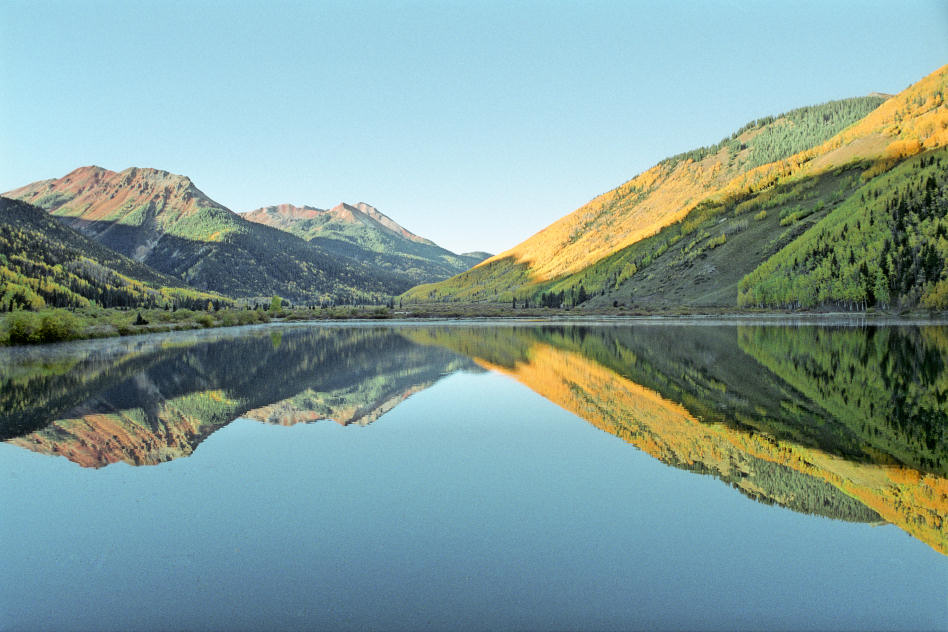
[[2, 1, 946, 254]]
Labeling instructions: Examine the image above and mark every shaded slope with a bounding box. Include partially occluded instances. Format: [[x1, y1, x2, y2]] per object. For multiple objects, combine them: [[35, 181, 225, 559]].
[[738, 147, 948, 309], [0, 196, 226, 310]]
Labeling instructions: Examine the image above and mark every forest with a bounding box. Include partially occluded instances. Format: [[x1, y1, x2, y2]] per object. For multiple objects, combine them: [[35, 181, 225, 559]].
[[739, 148, 948, 309]]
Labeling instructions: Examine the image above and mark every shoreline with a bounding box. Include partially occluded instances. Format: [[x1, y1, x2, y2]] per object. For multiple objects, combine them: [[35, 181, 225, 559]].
[[2, 305, 947, 348]]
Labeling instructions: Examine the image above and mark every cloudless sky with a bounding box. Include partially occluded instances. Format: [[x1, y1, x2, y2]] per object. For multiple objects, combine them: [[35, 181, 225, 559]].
[[2, 1, 946, 254]]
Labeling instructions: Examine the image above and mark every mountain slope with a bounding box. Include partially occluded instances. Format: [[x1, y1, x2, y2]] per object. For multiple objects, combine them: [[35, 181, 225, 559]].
[[242, 202, 490, 284], [4, 167, 406, 301], [0, 196, 225, 310], [404, 64, 948, 307]]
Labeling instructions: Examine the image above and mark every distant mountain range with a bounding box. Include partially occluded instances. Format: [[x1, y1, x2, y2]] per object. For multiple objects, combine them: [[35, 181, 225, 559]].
[[242, 202, 489, 284], [404, 64, 948, 312], [2, 168, 489, 306]]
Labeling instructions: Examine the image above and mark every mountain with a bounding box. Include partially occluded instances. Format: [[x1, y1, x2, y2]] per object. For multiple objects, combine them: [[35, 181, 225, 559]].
[[242, 202, 490, 285], [3, 167, 406, 302], [0, 196, 225, 311], [404, 64, 948, 311]]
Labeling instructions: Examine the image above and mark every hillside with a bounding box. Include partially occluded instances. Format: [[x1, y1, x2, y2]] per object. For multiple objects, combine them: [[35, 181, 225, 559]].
[[3, 167, 407, 302], [242, 202, 490, 285], [404, 64, 948, 310], [0, 197, 226, 311]]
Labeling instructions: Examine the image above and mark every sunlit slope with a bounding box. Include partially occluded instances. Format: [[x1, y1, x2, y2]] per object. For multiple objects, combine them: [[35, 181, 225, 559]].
[[405, 64, 947, 303], [243, 202, 437, 246], [406, 326, 947, 554], [571, 145, 945, 310], [5, 166, 239, 244]]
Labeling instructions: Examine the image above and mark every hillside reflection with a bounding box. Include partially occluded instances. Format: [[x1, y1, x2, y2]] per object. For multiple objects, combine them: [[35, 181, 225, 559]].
[[1, 326, 479, 466], [2, 322, 945, 552], [403, 324, 947, 554]]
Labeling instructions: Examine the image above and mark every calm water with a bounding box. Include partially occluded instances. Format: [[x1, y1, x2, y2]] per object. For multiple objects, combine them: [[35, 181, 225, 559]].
[[1, 321, 946, 631]]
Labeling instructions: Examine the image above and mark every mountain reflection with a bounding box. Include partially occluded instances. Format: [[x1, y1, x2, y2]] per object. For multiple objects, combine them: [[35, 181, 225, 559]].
[[1, 326, 480, 467], [1, 322, 946, 553], [403, 324, 947, 554]]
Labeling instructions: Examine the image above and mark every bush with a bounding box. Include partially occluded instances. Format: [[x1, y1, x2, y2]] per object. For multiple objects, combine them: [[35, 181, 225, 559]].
[[219, 310, 238, 326], [196, 313, 215, 328], [7, 311, 40, 344], [236, 310, 257, 325], [38, 310, 81, 342]]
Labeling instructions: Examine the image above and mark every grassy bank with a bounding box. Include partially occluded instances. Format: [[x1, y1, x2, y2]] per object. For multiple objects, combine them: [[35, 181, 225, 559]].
[[0, 307, 271, 345], [0, 304, 425, 345]]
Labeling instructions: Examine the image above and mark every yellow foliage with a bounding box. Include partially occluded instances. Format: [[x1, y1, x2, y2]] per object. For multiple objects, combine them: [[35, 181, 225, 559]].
[[922, 279, 948, 309], [885, 139, 924, 159]]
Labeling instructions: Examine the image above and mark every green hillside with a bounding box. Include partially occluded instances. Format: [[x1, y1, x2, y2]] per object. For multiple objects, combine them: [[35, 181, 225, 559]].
[[739, 148, 947, 310], [401, 95, 891, 305], [0, 197, 226, 311], [520, 148, 946, 312]]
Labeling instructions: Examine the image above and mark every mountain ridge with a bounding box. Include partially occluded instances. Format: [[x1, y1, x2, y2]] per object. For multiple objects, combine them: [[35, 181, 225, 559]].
[[4, 167, 488, 301], [242, 199, 491, 285]]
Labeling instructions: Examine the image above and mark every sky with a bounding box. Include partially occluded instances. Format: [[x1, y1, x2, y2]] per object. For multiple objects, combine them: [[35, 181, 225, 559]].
[[1, 1, 946, 255]]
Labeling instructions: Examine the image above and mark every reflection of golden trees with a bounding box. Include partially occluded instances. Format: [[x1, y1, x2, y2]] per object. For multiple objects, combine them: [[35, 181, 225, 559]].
[[6, 323, 947, 553], [414, 328, 948, 554]]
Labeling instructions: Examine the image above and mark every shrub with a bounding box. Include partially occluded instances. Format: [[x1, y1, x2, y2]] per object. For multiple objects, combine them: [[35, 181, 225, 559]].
[[7, 311, 40, 344], [219, 310, 238, 326], [38, 310, 81, 342]]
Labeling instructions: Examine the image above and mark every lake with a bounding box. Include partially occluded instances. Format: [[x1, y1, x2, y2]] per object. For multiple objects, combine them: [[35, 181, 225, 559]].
[[1, 320, 946, 631]]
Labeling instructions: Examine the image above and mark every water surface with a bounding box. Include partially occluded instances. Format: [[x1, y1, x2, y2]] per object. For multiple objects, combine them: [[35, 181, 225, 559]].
[[1, 321, 946, 630]]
